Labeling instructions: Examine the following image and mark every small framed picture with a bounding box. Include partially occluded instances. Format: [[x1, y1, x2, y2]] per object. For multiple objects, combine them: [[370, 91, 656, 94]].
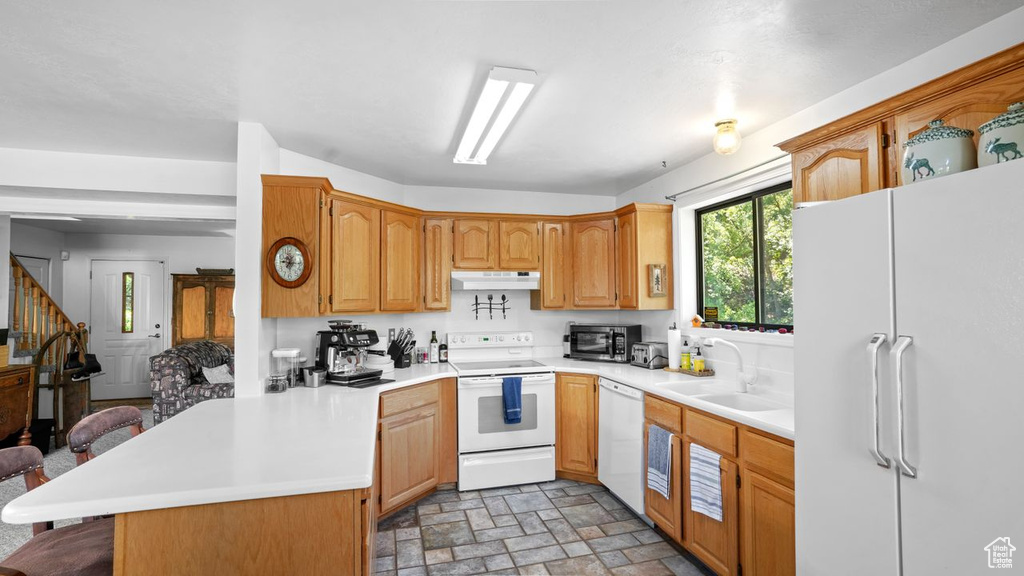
[[648, 264, 667, 297]]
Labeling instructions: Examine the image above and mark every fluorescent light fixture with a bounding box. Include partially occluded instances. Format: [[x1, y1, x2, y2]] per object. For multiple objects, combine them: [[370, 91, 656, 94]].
[[454, 66, 538, 165], [10, 214, 81, 221]]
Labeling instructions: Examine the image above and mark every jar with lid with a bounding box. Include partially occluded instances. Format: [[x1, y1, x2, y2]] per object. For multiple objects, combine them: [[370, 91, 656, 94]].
[[271, 348, 301, 388]]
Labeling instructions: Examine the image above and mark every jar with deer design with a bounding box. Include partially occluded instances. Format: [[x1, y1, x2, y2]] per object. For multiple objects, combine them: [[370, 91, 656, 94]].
[[978, 103, 1024, 168], [901, 119, 976, 184]]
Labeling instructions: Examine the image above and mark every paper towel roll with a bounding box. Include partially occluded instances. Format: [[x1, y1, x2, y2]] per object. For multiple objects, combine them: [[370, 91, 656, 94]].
[[667, 328, 681, 369]]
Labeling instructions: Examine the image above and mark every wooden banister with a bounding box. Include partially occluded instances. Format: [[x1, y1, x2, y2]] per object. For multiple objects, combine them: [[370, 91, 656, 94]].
[[9, 254, 77, 341]]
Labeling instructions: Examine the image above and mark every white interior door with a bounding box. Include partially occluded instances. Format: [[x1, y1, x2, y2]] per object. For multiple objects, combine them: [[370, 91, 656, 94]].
[[89, 260, 165, 400], [893, 162, 1024, 574], [793, 190, 901, 576]]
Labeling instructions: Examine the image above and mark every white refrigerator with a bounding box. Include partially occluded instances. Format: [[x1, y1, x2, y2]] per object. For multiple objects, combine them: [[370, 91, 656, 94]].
[[793, 159, 1024, 575]]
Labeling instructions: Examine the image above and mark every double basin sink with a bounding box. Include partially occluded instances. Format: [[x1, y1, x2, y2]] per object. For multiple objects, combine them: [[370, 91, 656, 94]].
[[654, 380, 789, 413]]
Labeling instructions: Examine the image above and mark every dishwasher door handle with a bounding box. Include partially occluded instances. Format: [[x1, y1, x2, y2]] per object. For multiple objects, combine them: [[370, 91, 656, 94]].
[[598, 379, 643, 400]]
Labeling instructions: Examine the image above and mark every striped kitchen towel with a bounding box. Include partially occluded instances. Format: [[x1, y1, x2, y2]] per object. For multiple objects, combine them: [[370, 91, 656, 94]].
[[646, 424, 673, 499], [689, 443, 723, 521]]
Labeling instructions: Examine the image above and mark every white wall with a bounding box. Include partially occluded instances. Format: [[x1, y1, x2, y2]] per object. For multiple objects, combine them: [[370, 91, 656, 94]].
[[61, 233, 236, 348], [279, 149, 404, 204], [0, 216, 9, 331], [234, 123, 281, 395], [10, 223, 66, 306]]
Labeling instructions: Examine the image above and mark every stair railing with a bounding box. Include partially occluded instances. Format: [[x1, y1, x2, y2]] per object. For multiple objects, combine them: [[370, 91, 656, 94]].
[[10, 254, 79, 367]]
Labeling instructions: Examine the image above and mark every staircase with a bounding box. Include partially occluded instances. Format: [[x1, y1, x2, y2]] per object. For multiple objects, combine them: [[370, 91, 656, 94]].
[[9, 253, 88, 369]]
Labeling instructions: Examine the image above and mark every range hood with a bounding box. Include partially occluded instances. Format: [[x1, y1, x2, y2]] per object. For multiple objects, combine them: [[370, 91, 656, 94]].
[[451, 271, 540, 291]]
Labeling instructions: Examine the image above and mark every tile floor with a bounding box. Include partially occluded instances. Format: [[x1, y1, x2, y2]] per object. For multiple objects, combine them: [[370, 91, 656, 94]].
[[374, 479, 712, 576]]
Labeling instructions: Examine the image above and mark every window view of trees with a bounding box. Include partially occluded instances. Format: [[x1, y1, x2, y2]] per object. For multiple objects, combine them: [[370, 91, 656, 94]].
[[698, 184, 793, 327]]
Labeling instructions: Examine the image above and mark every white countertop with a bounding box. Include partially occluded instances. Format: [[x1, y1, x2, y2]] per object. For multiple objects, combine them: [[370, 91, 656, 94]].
[[2, 360, 792, 525]]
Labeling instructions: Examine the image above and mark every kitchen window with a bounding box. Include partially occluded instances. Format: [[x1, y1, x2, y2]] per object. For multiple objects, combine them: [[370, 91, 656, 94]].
[[696, 182, 793, 328]]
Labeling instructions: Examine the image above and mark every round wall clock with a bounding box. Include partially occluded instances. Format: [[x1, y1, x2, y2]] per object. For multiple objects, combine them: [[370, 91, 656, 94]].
[[267, 237, 313, 288]]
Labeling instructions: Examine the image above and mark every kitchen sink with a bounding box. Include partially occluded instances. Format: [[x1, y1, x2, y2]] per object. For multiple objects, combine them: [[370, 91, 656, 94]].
[[695, 394, 787, 412], [655, 381, 722, 396]]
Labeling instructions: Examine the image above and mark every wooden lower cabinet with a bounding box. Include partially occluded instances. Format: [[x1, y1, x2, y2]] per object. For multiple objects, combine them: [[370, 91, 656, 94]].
[[641, 397, 795, 576], [555, 373, 598, 481], [376, 379, 457, 516], [683, 440, 740, 576], [113, 489, 374, 575], [0, 366, 34, 447], [742, 471, 795, 576]]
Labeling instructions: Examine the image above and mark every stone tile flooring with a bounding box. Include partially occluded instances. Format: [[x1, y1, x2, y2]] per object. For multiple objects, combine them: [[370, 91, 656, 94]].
[[374, 479, 712, 576]]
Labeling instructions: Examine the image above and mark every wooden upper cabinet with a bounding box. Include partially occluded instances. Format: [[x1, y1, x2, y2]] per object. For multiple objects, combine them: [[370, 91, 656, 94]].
[[330, 199, 380, 313], [895, 66, 1024, 185], [571, 218, 617, 308], [616, 212, 638, 309], [261, 179, 324, 318], [499, 220, 540, 270], [555, 373, 598, 479], [790, 123, 884, 205], [380, 210, 421, 312], [453, 219, 498, 269], [533, 222, 569, 310], [423, 218, 453, 311]]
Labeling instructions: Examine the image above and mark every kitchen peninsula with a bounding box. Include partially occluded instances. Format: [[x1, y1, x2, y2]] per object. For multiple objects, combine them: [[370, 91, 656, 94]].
[[2, 358, 794, 576]]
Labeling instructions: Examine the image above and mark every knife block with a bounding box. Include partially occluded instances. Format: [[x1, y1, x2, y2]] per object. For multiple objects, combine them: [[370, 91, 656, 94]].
[[387, 342, 412, 368]]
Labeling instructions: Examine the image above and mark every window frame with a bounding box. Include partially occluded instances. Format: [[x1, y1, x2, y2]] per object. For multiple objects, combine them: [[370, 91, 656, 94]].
[[695, 180, 794, 330]]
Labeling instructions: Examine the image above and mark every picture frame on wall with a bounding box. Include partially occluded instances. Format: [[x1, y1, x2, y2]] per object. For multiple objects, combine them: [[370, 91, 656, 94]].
[[649, 264, 667, 297]]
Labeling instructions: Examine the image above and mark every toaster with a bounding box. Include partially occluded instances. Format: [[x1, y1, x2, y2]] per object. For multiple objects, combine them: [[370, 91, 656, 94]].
[[631, 341, 669, 370]]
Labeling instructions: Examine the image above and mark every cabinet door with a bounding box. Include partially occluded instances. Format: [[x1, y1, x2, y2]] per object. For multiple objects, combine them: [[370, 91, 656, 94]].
[[211, 283, 235, 349], [499, 221, 540, 270], [616, 212, 638, 309], [790, 123, 884, 205], [537, 222, 568, 309], [571, 218, 617, 308], [175, 279, 209, 346], [453, 219, 498, 269], [379, 403, 440, 513], [684, 441, 740, 576], [423, 218, 453, 311], [330, 199, 380, 313], [380, 210, 420, 312], [644, 426, 683, 544], [742, 471, 795, 576], [555, 373, 597, 478]]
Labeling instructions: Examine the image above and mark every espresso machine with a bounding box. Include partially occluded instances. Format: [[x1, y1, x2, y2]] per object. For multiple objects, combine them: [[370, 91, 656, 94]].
[[314, 321, 393, 387]]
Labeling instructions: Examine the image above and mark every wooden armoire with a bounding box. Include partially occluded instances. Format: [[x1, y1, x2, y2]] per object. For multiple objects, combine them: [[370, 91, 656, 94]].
[[171, 274, 235, 350]]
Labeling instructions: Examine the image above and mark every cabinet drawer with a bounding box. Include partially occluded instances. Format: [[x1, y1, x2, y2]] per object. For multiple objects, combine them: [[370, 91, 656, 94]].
[[684, 410, 737, 458], [0, 369, 31, 390], [380, 381, 439, 418], [741, 430, 794, 486], [645, 395, 682, 435]]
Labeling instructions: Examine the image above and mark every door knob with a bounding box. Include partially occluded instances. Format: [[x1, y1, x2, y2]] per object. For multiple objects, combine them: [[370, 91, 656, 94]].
[[148, 334, 161, 338]]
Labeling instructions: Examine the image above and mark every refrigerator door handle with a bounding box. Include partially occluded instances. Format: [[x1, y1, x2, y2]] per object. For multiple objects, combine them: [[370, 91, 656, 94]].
[[867, 334, 891, 468], [891, 335, 918, 478]]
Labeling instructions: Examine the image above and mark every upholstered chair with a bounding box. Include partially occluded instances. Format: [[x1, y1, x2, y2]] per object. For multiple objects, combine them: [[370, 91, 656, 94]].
[[68, 406, 145, 466], [149, 340, 234, 424]]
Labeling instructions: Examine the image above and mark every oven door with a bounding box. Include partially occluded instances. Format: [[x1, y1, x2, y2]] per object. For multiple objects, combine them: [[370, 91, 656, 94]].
[[570, 328, 615, 360], [458, 373, 555, 453]]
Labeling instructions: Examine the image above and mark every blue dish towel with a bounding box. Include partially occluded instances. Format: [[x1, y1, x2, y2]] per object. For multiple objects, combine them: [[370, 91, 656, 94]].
[[646, 424, 672, 499], [502, 377, 522, 424], [689, 443, 723, 521]]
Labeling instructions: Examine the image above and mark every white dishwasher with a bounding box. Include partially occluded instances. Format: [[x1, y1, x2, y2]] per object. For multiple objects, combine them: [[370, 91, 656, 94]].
[[597, 378, 645, 516]]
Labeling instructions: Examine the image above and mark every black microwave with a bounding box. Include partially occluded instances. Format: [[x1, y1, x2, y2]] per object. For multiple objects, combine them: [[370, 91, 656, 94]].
[[568, 324, 643, 363]]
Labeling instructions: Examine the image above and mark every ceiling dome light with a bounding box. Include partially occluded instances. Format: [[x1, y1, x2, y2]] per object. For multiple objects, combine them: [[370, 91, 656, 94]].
[[713, 119, 741, 155]]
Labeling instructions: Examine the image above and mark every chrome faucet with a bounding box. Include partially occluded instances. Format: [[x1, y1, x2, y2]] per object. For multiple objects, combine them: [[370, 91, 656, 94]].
[[701, 337, 757, 393]]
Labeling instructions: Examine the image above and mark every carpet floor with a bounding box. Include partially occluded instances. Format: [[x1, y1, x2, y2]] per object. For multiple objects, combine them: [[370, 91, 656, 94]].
[[0, 409, 155, 558]]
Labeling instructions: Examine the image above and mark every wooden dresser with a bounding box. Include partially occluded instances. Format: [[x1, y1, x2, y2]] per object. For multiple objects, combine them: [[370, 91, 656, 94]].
[[171, 274, 235, 350], [0, 365, 35, 446]]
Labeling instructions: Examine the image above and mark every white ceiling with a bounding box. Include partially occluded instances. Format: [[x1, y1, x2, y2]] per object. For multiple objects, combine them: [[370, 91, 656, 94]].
[[1, 1, 1021, 196]]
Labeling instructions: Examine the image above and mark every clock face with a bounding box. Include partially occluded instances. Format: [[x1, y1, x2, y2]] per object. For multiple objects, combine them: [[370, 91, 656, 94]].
[[274, 244, 305, 282]]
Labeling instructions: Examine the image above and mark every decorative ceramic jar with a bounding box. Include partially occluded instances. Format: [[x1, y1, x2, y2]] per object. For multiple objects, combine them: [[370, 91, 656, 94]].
[[901, 119, 976, 184], [978, 102, 1024, 167]]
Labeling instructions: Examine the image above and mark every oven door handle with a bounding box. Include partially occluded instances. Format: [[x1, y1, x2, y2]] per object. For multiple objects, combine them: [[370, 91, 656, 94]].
[[459, 375, 555, 387]]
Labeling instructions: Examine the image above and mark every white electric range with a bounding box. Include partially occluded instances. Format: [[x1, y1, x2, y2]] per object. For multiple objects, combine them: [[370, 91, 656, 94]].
[[447, 331, 556, 491]]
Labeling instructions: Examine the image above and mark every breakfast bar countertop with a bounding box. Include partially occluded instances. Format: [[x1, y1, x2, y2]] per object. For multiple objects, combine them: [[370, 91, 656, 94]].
[[2, 360, 792, 525]]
